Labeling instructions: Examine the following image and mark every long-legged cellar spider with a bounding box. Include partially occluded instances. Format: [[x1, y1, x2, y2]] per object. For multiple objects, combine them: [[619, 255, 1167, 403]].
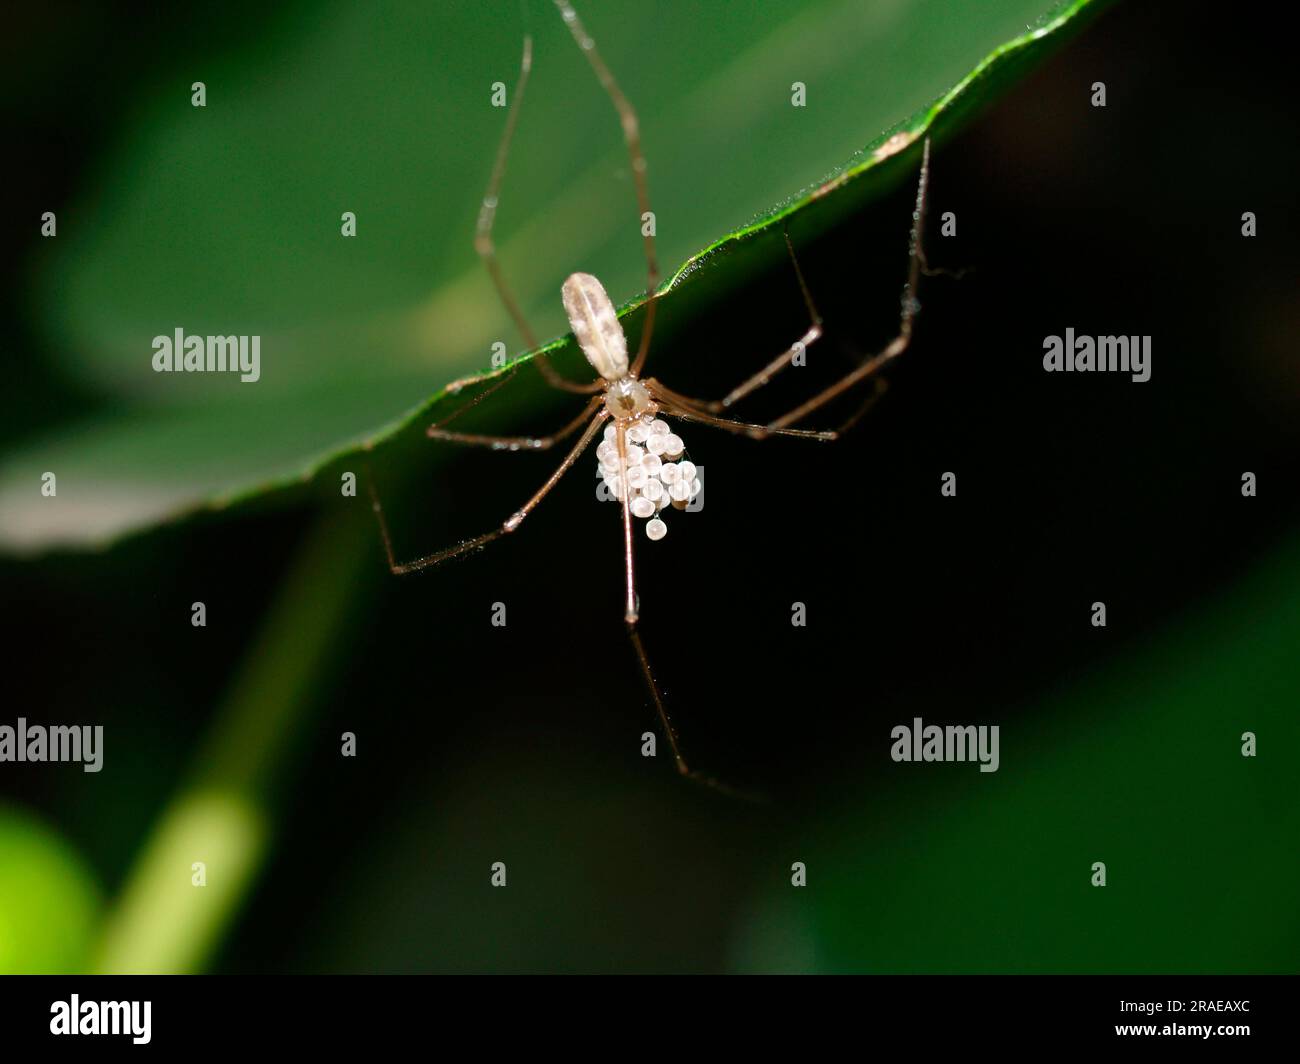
[[370, 0, 934, 794]]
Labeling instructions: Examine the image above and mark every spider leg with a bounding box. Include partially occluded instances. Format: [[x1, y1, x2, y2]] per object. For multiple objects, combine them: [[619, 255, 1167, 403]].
[[476, 34, 601, 395], [627, 619, 761, 801], [427, 394, 604, 450], [368, 409, 608, 575], [667, 139, 932, 435], [655, 380, 890, 442], [826, 376, 890, 436], [427, 364, 525, 434], [644, 384, 834, 441], [713, 322, 823, 413], [613, 421, 764, 802], [554, 0, 660, 377], [705, 228, 825, 412], [763, 137, 932, 433]]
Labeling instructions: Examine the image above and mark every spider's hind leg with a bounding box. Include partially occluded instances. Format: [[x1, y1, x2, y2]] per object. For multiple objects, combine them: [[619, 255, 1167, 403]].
[[367, 408, 608, 575], [427, 394, 604, 451]]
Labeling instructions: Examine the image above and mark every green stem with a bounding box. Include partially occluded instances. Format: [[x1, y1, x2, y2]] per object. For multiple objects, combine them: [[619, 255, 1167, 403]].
[[92, 512, 370, 973]]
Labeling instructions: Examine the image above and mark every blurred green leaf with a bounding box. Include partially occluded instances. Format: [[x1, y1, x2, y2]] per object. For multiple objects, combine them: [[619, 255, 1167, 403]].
[[0, 805, 101, 973], [1, 0, 1109, 552]]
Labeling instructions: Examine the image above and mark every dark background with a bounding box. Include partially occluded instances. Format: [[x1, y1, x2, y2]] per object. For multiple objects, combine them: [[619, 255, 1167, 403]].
[[2, 0, 1297, 972]]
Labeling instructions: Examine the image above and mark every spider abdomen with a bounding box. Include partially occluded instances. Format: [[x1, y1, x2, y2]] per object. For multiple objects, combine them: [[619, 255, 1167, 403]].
[[561, 271, 629, 380]]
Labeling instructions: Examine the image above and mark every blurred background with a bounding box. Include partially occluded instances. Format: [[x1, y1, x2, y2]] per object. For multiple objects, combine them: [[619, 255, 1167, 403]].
[[1, 0, 1297, 973]]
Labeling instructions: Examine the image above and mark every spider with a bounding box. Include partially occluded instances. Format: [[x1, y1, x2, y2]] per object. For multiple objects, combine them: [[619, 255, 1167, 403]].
[[370, 0, 934, 794]]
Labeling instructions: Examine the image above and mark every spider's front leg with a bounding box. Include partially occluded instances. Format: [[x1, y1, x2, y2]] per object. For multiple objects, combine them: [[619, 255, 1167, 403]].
[[554, 0, 661, 377], [711, 228, 825, 413], [760, 137, 933, 434], [642, 381, 834, 441], [689, 138, 934, 435], [651, 229, 823, 418], [476, 34, 601, 396]]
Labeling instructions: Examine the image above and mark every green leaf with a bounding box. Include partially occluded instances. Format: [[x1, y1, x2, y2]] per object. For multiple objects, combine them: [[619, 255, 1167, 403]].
[[2, 0, 1110, 553]]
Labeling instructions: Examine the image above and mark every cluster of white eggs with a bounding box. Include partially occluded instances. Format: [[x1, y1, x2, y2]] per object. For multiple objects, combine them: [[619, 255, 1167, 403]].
[[596, 415, 701, 540]]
